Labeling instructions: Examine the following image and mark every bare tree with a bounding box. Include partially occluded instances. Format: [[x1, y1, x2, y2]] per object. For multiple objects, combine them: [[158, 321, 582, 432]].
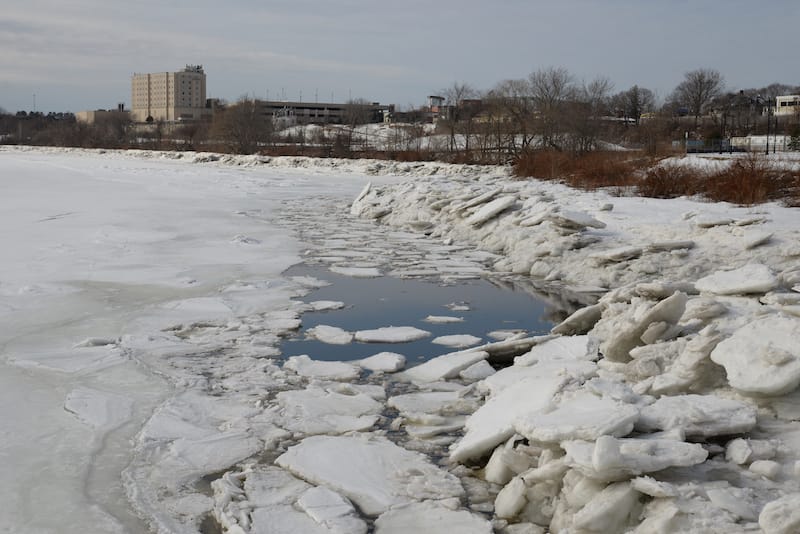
[[486, 79, 536, 156], [670, 68, 725, 125], [440, 82, 478, 155], [343, 98, 374, 151], [565, 76, 613, 154], [612, 85, 656, 125], [529, 67, 576, 150], [211, 97, 271, 154]]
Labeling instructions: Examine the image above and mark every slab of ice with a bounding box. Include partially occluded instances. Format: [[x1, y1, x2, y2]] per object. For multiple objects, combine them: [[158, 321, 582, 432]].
[[710, 316, 800, 395], [459, 360, 496, 381], [636, 394, 756, 437], [450, 373, 570, 463], [276, 434, 464, 517], [563, 435, 708, 481], [480, 359, 596, 397], [308, 300, 345, 311], [465, 195, 517, 226], [759, 493, 800, 534], [275, 386, 382, 434], [599, 292, 687, 363], [547, 209, 606, 230], [514, 335, 593, 366], [387, 390, 475, 416], [355, 352, 406, 373], [695, 216, 733, 228], [64, 387, 133, 430], [374, 501, 492, 533], [10, 345, 125, 373], [284, 354, 361, 381], [432, 334, 482, 348], [354, 326, 431, 343], [590, 246, 643, 264], [297, 486, 368, 534], [400, 350, 489, 383], [307, 324, 354, 345], [695, 263, 778, 295], [423, 315, 465, 324], [514, 394, 639, 443], [551, 304, 603, 335], [571, 481, 641, 533], [329, 265, 382, 278], [221, 467, 347, 534]]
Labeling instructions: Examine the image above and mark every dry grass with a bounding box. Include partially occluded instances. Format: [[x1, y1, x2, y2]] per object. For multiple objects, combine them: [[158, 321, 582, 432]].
[[516, 149, 800, 207], [514, 150, 643, 190]]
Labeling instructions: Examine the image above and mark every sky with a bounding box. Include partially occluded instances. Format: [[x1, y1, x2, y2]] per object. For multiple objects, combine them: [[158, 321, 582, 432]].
[[1, 0, 798, 113]]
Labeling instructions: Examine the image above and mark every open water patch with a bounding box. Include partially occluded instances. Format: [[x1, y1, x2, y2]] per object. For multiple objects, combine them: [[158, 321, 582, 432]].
[[281, 264, 566, 365]]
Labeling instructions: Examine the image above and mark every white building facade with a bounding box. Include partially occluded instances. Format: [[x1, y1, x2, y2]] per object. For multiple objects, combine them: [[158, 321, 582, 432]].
[[131, 65, 209, 122], [775, 95, 800, 116]]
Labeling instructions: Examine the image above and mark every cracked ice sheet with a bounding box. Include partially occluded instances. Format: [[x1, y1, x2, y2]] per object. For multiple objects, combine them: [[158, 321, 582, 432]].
[[0, 148, 394, 533]]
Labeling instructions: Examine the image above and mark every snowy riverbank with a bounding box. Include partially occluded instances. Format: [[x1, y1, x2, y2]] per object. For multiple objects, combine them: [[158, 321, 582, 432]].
[[349, 158, 800, 532]]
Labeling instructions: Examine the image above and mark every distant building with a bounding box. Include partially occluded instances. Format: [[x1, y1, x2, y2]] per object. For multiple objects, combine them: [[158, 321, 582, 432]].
[[75, 103, 129, 124], [775, 95, 800, 116], [259, 100, 391, 127], [131, 65, 210, 123]]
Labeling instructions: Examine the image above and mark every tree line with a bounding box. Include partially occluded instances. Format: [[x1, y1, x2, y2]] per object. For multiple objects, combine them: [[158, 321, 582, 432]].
[[2, 67, 799, 160]]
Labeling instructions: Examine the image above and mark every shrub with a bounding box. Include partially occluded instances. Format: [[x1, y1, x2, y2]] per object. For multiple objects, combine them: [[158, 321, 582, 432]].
[[514, 150, 641, 190], [637, 165, 701, 198]]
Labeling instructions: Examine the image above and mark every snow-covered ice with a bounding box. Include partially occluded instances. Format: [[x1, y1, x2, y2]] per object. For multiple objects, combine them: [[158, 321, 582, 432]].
[[5, 146, 800, 534]]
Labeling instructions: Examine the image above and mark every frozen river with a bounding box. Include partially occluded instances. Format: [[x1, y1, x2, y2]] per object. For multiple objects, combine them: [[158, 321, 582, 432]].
[[0, 149, 393, 532], [6, 147, 800, 533]]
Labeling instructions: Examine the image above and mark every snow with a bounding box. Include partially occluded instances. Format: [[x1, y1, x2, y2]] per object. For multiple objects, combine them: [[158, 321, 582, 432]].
[[5, 146, 800, 534]]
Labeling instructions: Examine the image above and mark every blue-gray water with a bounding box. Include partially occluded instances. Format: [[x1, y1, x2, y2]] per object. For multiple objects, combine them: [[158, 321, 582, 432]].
[[282, 264, 563, 365]]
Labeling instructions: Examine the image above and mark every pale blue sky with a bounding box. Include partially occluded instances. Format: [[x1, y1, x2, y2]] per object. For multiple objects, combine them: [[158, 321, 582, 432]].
[[1, 0, 798, 113]]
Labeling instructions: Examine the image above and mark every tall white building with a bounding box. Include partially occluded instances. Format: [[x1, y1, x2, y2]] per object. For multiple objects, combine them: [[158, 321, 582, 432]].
[[131, 65, 209, 122]]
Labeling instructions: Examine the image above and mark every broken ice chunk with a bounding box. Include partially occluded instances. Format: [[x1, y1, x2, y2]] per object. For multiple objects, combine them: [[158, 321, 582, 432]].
[[284, 355, 360, 381], [297, 486, 368, 534], [515, 394, 639, 443], [563, 435, 708, 481], [636, 394, 756, 438], [759, 493, 800, 534], [276, 434, 464, 517], [432, 334, 482, 349], [355, 352, 406, 373], [354, 326, 431, 343], [306, 325, 354, 345], [695, 263, 778, 295], [374, 501, 492, 533], [710, 316, 800, 395]]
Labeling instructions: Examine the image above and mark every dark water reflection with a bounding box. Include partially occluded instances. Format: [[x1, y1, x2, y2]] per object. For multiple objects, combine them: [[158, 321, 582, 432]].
[[281, 264, 594, 365]]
